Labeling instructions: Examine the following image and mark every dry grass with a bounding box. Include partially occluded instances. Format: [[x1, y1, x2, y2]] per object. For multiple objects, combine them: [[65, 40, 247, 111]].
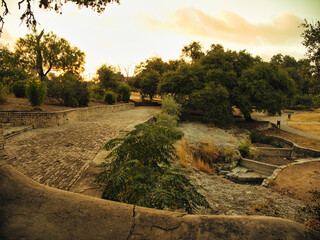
[[196, 157, 214, 175], [201, 142, 220, 160], [263, 128, 320, 151], [175, 138, 215, 175], [290, 111, 320, 122], [288, 123, 320, 136]]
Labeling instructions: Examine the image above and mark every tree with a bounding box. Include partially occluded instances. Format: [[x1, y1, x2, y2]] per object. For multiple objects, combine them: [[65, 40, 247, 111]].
[[181, 41, 204, 61], [0, 44, 30, 87], [301, 20, 320, 75], [301, 19, 320, 94], [95, 123, 210, 214], [134, 68, 160, 100], [15, 30, 86, 81], [235, 62, 295, 120], [0, 0, 120, 34], [189, 82, 234, 125], [96, 64, 123, 92]]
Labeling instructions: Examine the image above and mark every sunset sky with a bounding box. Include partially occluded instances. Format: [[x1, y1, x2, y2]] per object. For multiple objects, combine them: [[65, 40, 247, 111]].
[[1, 0, 320, 78]]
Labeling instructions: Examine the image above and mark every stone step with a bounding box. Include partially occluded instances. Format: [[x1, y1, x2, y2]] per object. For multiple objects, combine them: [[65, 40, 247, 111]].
[[4, 125, 33, 139], [225, 166, 269, 184]]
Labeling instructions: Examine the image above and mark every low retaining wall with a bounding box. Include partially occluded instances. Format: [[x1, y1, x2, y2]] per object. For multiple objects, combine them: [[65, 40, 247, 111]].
[[270, 136, 320, 158], [0, 103, 134, 128], [239, 158, 278, 176], [1, 162, 318, 240], [257, 147, 292, 158]]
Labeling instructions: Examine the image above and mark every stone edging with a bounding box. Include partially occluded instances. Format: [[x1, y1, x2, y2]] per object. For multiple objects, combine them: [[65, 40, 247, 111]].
[[262, 159, 320, 187], [0, 103, 135, 128]]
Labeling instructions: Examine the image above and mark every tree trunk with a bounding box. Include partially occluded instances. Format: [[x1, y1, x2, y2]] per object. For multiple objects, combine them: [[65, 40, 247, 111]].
[[35, 30, 45, 81], [243, 111, 253, 122]]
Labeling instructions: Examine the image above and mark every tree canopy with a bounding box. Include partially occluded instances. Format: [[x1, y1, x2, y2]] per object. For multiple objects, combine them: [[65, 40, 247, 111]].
[[15, 30, 86, 81]]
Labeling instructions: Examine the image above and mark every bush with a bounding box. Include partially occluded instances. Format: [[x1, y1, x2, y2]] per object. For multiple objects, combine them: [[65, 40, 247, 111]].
[[47, 73, 91, 107], [104, 91, 116, 104], [293, 94, 313, 110], [161, 95, 182, 119], [12, 80, 27, 98], [249, 130, 273, 144], [118, 83, 131, 103], [0, 82, 8, 103], [156, 113, 184, 139], [239, 136, 251, 157], [313, 94, 320, 108], [95, 123, 210, 214], [25, 78, 47, 107]]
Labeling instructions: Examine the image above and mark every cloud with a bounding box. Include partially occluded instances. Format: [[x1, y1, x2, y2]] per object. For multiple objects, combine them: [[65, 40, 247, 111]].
[[137, 7, 303, 46]]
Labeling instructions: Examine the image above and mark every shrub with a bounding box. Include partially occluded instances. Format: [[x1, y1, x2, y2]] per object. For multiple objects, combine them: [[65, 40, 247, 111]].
[[239, 136, 251, 157], [12, 80, 27, 98], [118, 83, 131, 103], [95, 123, 210, 214], [161, 95, 182, 119], [25, 78, 47, 107], [104, 91, 116, 104], [249, 130, 273, 144], [313, 94, 320, 108], [0, 82, 8, 103], [48, 73, 91, 107], [293, 94, 313, 110]]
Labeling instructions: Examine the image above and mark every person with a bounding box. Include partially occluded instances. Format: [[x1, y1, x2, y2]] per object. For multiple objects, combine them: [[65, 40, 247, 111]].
[[277, 120, 281, 129], [288, 113, 291, 120]]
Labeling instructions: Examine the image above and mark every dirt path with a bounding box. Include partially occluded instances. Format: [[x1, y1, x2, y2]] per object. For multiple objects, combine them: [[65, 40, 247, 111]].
[[3, 106, 160, 190]]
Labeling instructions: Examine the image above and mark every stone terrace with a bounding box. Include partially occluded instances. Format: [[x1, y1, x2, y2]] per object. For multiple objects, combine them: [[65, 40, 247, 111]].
[[2, 107, 160, 190]]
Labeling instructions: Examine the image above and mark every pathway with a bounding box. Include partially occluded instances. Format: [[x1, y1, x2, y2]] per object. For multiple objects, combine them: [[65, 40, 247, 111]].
[[252, 111, 320, 140], [2, 106, 160, 190]]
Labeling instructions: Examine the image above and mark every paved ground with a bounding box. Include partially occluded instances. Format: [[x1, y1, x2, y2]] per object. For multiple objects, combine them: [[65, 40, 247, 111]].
[[252, 111, 320, 140], [2, 106, 160, 190]]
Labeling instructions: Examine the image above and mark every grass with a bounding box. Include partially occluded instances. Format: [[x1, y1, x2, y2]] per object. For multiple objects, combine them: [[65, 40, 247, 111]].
[[290, 111, 320, 123], [287, 123, 320, 136], [263, 128, 320, 151], [175, 138, 215, 175]]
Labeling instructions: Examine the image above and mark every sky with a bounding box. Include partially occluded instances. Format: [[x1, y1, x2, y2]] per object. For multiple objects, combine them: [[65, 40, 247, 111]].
[[1, 0, 320, 78]]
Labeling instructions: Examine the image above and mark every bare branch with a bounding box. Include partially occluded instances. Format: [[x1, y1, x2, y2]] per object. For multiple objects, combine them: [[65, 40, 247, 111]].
[[0, 0, 9, 35]]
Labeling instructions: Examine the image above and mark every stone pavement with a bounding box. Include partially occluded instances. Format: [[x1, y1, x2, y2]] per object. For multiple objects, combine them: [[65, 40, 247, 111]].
[[2, 106, 160, 191]]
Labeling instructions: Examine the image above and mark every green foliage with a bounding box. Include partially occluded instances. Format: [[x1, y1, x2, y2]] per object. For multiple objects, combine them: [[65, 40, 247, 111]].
[[104, 91, 116, 104], [155, 113, 184, 139], [312, 94, 320, 108], [96, 64, 122, 92], [0, 44, 30, 88], [12, 80, 27, 98], [249, 130, 274, 144], [161, 95, 182, 119], [95, 123, 209, 213], [190, 82, 234, 125], [239, 136, 251, 158], [293, 94, 314, 110], [134, 68, 160, 100], [15, 30, 86, 81], [47, 72, 90, 107], [25, 77, 47, 107], [118, 82, 131, 103], [0, 82, 8, 104]]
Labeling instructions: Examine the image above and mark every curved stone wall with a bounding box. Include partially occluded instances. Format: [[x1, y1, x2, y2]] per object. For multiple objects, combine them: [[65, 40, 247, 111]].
[[0, 162, 319, 240]]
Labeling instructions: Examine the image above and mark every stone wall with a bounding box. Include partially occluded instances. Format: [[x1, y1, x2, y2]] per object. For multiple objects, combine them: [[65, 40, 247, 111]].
[[1, 162, 319, 240], [239, 158, 278, 176], [0, 103, 134, 128], [257, 147, 292, 158], [270, 136, 320, 158]]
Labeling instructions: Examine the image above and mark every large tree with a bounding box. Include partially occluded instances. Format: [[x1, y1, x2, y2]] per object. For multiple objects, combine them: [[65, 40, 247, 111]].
[[15, 30, 85, 81], [301, 19, 320, 94], [96, 64, 123, 91], [0, 0, 120, 34]]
